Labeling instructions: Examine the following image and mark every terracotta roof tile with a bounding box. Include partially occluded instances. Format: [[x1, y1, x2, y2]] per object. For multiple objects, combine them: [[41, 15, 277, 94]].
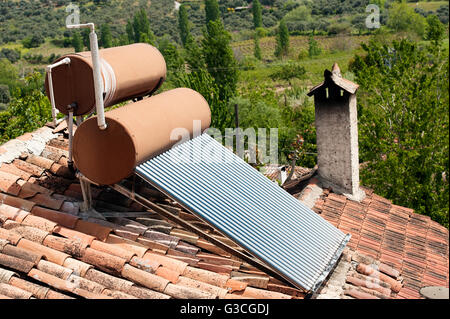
[[63, 258, 93, 277], [105, 234, 148, 258], [37, 259, 73, 280], [225, 278, 248, 293], [0, 171, 21, 196], [3, 220, 49, 243], [28, 194, 64, 211], [182, 266, 229, 288], [21, 214, 57, 232], [12, 159, 44, 177], [84, 268, 133, 292], [81, 248, 126, 274], [90, 239, 136, 262], [31, 206, 79, 229], [1, 243, 42, 265], [26, 154, 54, 170], [8, 276, 50, 299], [163, 282, 216, 299], [0, 194, 35, 212], [129, 256, 160, 273], [67, 273, 106, 294], [43, 235, 87, 258], [177, 276, 228, 298], [17, 238, 69, 265], [136, 236, 169, 253], [144, 252, 188, 274], [41, 145, 68, 162], [0, 282, 33, 299], [0, 252, 35, 273], [102, 289, 137, 299], [0, 163, 32, 181], [0, 204, 29, 222], [0, 228, 22, 245], [121, 263, 169, 292], [74, 219, 111, 241], [53, 226, 95, 247], [241, 286, 291, 299]]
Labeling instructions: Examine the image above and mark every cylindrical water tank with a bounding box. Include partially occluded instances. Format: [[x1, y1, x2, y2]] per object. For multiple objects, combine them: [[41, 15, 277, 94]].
[[45, 43, 166, 116], [73, 88, 211, 185]]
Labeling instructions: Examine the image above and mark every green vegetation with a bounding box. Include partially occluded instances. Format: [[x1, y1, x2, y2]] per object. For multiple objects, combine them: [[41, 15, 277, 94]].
[[0, 0, 448, 227], [274, 20, 289, 57], [350, 38, 449, 227]]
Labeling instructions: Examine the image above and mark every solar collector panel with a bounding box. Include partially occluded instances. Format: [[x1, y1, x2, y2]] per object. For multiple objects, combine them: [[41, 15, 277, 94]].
[[136, 133, 349, 292]]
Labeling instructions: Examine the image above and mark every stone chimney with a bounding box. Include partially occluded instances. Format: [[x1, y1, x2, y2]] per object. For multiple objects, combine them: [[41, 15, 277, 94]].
[[307, 63, 365, 201]]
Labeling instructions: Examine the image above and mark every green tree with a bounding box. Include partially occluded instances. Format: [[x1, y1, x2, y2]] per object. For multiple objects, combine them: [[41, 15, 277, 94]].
[[173, 69, 232, 131], [133, 9, 156, 44], [178, 4, 190, 47], [100, 24, 113, 48], [202, 20, 238, 103], [72, 32, 83, 53], [205, 0, 220, 24], [252, 0, 262, 29], [158, 36, 184, 76], [184, 36, 206, 71], [254, 33, 262, 60], [275, 20, 289, 58], [22, 34, 44, 49], [350, 39, 449, 227], [82, 28, 91, 50], [387, 2, 427, 37], [308, 36, 321, 58], [126, 19, 134, 44], [0, 72, 52, 144], [426, 14, 445, 45]]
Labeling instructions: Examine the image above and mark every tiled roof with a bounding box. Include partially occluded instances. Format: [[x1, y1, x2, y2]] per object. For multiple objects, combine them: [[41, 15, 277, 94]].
[[297, 179, 449, 299], [0, 125, 305, 299], [0, 124, 447, 299]]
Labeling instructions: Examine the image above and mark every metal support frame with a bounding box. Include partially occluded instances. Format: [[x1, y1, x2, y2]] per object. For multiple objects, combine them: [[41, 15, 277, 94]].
[[46, 57, 71, 126]]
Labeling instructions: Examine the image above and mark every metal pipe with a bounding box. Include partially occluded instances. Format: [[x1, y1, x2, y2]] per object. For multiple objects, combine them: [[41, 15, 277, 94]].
[[67, 111, 74, 165], [66, 22, 107, 130], [46, 57, 71, 126]]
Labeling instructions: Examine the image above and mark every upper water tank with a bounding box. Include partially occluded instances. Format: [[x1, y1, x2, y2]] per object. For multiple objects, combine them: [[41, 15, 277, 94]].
[[44, 43, 166, 116]]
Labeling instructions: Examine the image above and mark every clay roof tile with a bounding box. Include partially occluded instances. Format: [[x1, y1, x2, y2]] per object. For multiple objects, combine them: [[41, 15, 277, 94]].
[[81, 247, 127, 274]]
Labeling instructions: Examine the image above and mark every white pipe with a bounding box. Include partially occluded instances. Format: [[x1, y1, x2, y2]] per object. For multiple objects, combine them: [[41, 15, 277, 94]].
[[66, 22, 107, 130], [67, 111, 74, 165], [46, 57, 71, 126]]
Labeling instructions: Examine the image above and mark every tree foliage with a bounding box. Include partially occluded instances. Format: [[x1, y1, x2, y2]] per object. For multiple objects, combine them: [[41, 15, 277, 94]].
[[274, 19, 289, 58], [202, 20, 238, 103], [252, 0, 263, 29], [205, 0, 220, 24], [72, 31, 83, 52], [350, 39, 449, 227], [178, 4, 190, 47], [387, 2, 427, 37], [426, 14, 446, 45], [100, 23, 113, 48], [0, 72, 52, 144], [173, 69, 233, 131]]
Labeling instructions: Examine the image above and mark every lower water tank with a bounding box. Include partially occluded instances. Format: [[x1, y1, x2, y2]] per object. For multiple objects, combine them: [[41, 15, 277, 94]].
[[73, 88, 211, 185]]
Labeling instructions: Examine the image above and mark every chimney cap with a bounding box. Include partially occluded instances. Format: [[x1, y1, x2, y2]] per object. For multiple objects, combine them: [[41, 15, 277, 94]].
[[307, 62, 359, 97]]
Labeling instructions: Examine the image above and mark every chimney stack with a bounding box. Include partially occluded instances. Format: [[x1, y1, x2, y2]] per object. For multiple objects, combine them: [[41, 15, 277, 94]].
[[307, 63, 365, 201]]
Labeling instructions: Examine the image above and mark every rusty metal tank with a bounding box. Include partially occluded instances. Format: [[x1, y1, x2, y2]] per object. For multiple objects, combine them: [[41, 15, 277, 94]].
[[44, 43, 166, 116], [73, 88, 211, 185]]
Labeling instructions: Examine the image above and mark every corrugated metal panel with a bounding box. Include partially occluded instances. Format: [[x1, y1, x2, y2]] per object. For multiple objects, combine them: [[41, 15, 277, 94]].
[[136, 133, 349, 292]]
